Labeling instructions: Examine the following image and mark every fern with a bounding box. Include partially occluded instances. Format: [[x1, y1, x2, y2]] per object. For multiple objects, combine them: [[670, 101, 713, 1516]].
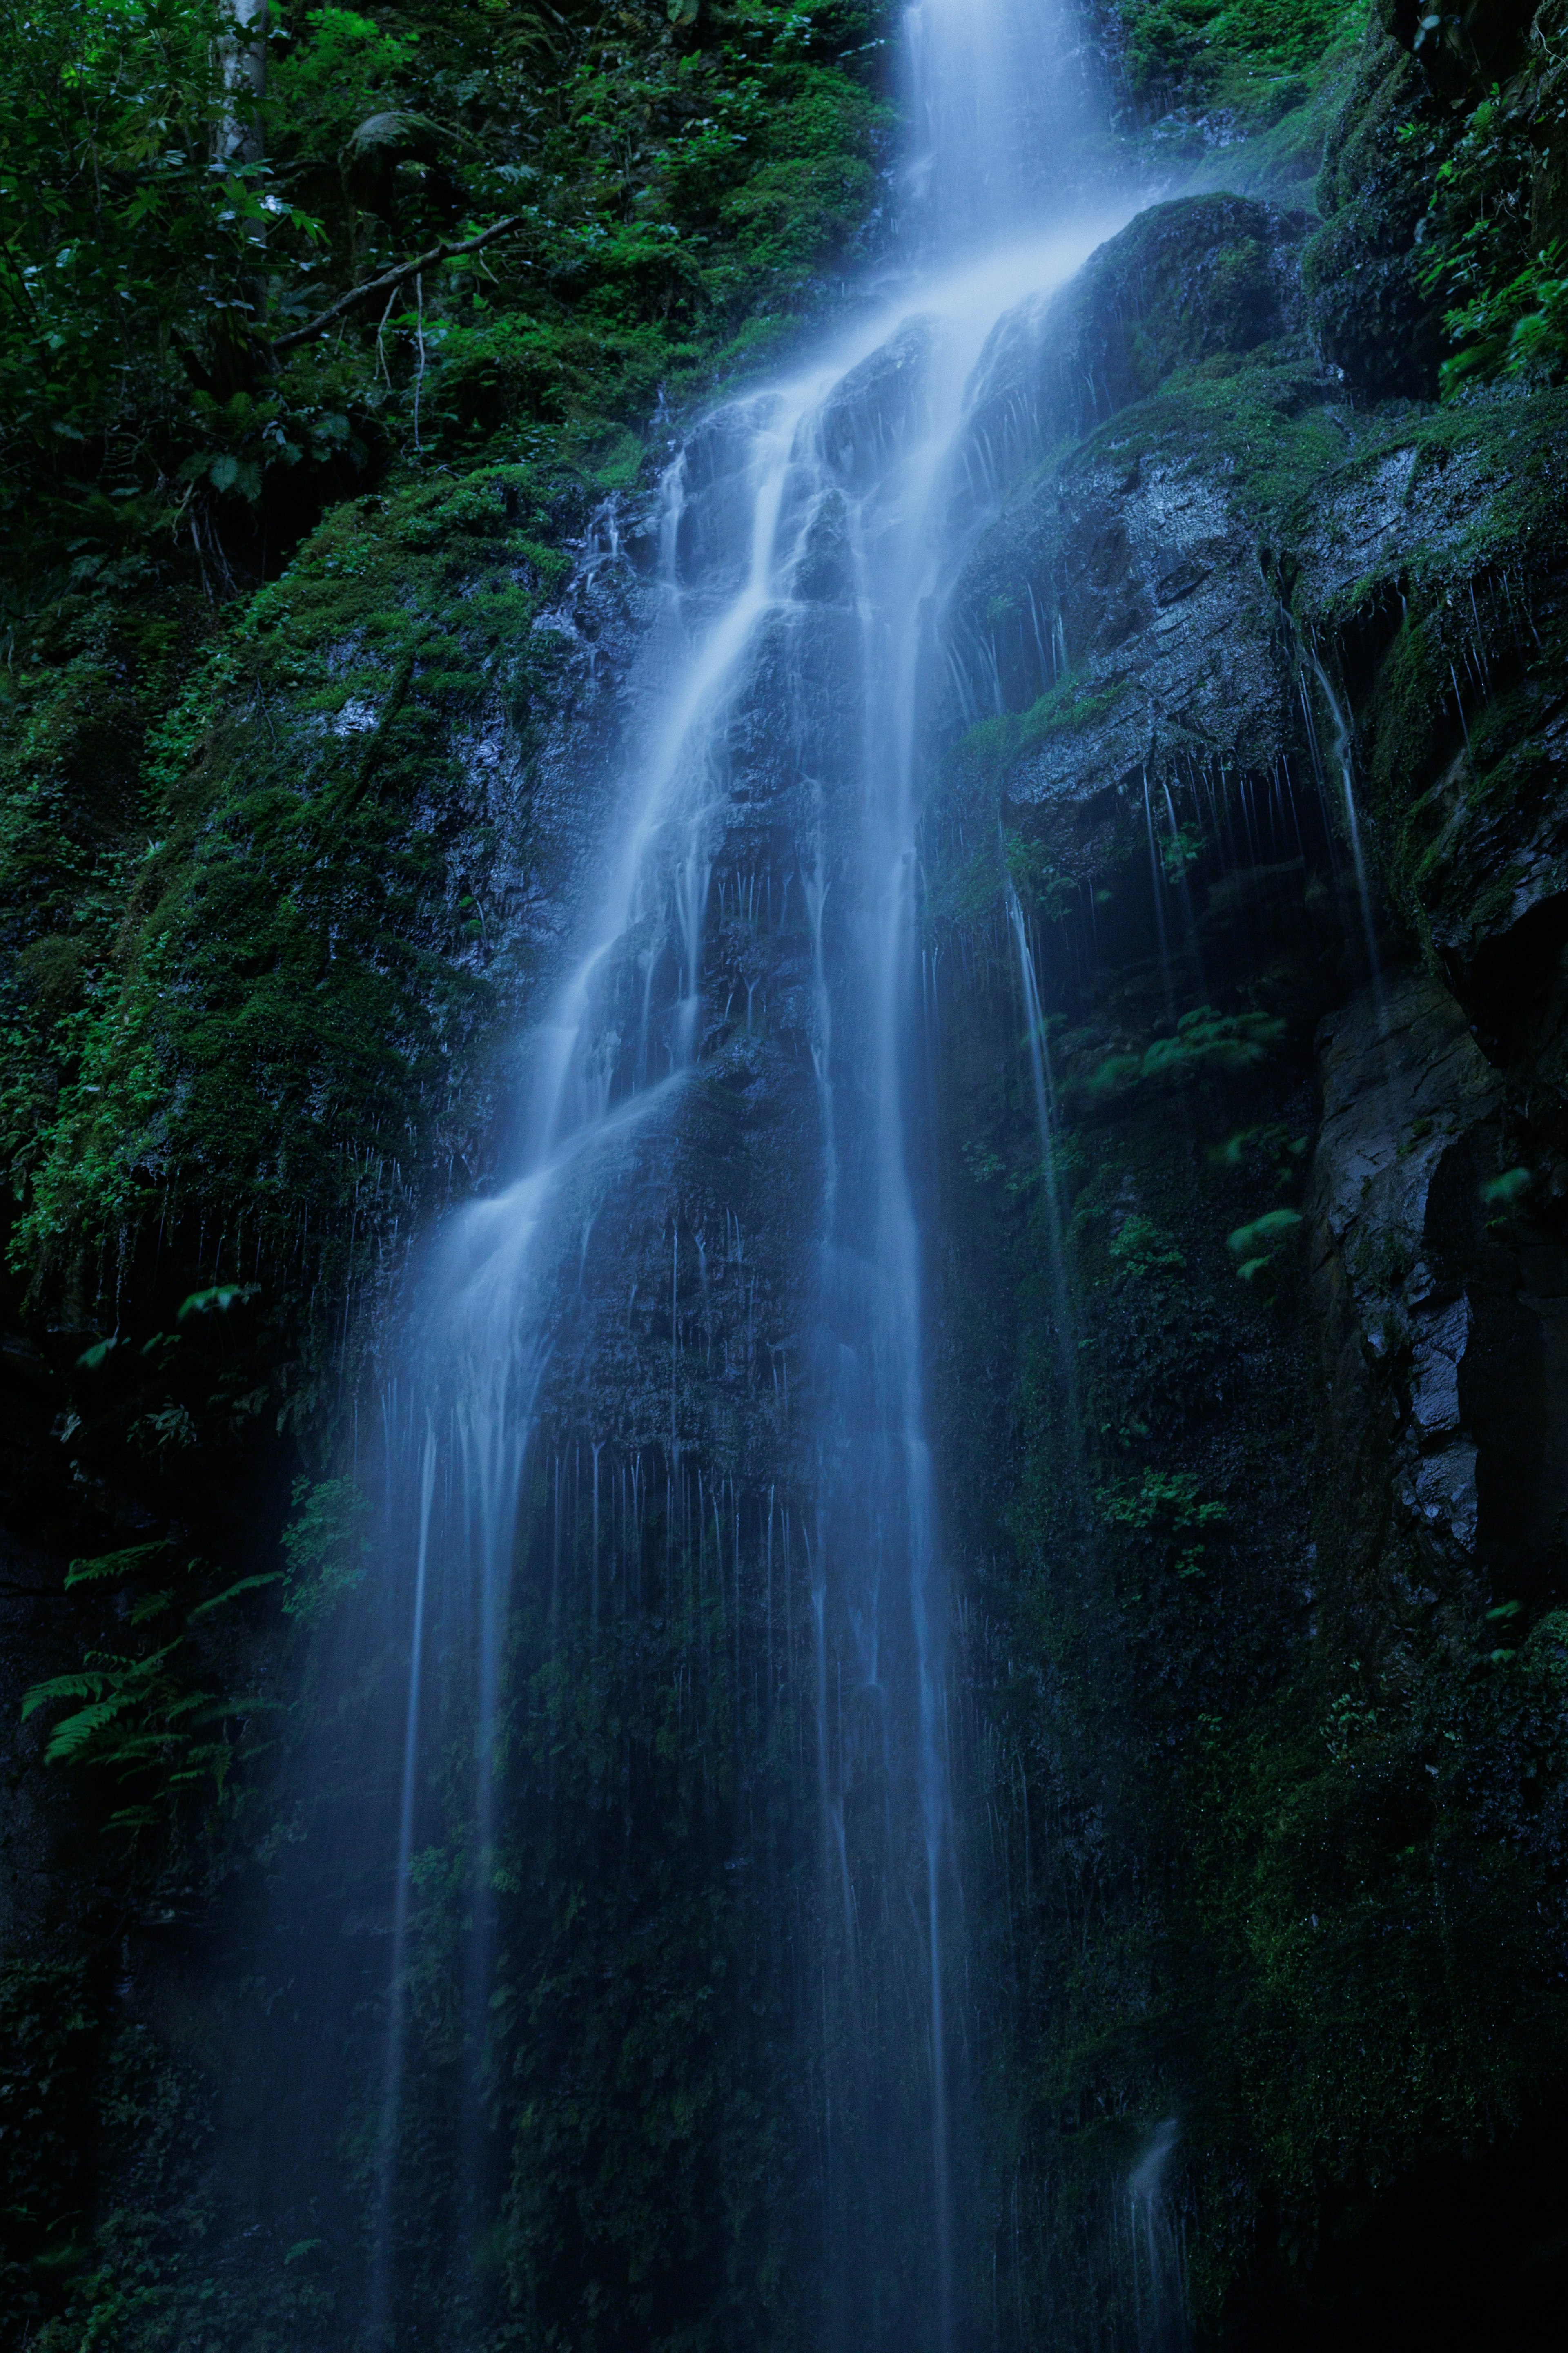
[[20, 1547, 280, 1830], [62, 1539, 170, 1588], [20, 1670, 116, 1720], [45, 1695, 142, 1766]]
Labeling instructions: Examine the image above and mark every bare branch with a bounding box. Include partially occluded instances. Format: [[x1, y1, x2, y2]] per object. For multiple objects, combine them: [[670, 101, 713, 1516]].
[[270, 216, 528, 355]]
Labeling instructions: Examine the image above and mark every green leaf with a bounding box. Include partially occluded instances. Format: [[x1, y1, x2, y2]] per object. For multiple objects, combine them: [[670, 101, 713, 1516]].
[[176, 1283, 260, 1320], [64, 1541, 171, 1588], [21, 1672, 111, 1722], [44, 1695, 138, 1763], [186, 1572, 282, 1620], [1227, 1208, 1303, 1259], [1480, 1165, 1532, 1207]]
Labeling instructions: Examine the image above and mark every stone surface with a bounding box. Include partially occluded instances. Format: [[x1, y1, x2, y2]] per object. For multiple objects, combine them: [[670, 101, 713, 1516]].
[[1310, 966, 1503, 1555]]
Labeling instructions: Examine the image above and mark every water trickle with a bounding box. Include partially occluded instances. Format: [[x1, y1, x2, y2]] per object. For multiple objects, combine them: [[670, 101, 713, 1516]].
[[1303, 651, 1384, 1008], [1143, 769, 1178, 1017], [1006, 883, 1077, 1407]]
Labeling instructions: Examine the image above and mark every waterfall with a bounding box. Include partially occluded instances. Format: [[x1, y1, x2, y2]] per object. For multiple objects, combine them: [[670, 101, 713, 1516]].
[[1126, 2121, 1190, 2353], [343, 2, 1120, 2342]]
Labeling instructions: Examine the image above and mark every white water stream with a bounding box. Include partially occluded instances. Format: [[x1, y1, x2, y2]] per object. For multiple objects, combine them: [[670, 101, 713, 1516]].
[[365, 1, 1118, 2340]]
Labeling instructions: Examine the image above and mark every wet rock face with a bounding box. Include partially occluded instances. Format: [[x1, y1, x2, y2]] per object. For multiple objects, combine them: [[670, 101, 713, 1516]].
[[817, 318, 938, 488], [957, 445, 1289, 809], [929, 196, 1322, 927], [1044, 194, 1306, 437], [1303, 23, 1441, 400], [1310, 969, 1505, 1562], [910, 50, 1568, 2334], [962, 193, 1306, 483]]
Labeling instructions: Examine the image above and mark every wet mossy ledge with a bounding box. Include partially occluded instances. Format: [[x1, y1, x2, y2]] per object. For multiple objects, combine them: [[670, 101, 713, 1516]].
[[7, 0, 1568, 2348]]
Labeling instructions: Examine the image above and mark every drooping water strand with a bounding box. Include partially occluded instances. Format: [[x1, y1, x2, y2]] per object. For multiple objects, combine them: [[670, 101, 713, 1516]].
[[1308, 650, 1385, 1012], [368, 1420, 437, 2350], [1007, 884, 1078, 1414], [1136, 768, 1177, 1021], [1127, 2119, 1191, 2353]]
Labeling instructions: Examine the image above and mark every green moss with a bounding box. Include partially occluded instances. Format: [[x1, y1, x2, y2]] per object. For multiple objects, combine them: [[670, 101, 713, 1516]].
[[1118, 0, 1369, 124], [963, 674, 1128, 778], [1070, 347, 1350, 537], [9, 465, 574, 1368]]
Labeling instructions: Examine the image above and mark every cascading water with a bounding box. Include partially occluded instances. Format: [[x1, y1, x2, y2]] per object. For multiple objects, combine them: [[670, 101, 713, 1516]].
[[341, 2, 1120, 2344], [1126, 2121, 1190, 2353]]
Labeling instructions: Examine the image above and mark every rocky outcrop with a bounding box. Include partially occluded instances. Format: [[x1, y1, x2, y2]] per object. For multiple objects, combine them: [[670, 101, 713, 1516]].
[[1310, 968, 1504, 1561], [918, 95, 1568, 2347]]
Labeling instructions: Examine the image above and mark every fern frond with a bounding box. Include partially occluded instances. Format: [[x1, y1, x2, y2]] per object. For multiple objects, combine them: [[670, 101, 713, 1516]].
[[44, 1696, 137, 1763], [104, 1805, 161, 1833], [21, 1672, 111, 1720], [64, 1541, 171, 1589], [187, 1572, 283, 1621], [187, 1695, 283, 1724]]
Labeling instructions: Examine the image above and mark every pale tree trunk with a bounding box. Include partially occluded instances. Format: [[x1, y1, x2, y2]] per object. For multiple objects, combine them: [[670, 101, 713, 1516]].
[[216, 0, 266, 170]]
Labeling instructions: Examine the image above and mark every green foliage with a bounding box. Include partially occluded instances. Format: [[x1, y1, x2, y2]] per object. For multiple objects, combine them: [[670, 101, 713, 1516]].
[[27, 2012, 339, 2349], [0, 0, 369, 617], [0, 0, 893, 1396], [0, 0, 891, 657], [1098, 1465, 1228, 1577], [1117, 0, 1367, 118], [1438, 241, 1568, 392], [1159, 818, 1204, 882], [281, 1474, 369, 1623], [950, 673, 1128, 796], [7, 466, 569, 1303], [1212, 1121, 1308, 1187], [1194, 1608, 1568, 2254], [1225, 1204, 1302, 1283], [20, 1543, 278, 1830], [1481, 1162, 1533, 1206], [1080, 1005, 1286, 1104], [1407, 42, 1568, 392], [1107, 1211, 1186, 1283], [0, 1959, 103, 2324], [1005, 830, 1081, 923]]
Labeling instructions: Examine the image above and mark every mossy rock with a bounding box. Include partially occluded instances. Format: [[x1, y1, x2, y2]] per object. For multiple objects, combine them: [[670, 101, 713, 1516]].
[[1041, 194, 1309, 446], [8, 464, 600, 1357]]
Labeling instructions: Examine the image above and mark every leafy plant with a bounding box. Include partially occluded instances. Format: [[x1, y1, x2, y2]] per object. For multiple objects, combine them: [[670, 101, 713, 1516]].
[[281, 1474, 369, 1625], [1226, 1204, 1302, 1284], [20, 1543, 278, 1831], [1081, 1005, 1286, 1103], [1438, 243, 1568, 393], [1107, 1213, 1186, 1284], [1160, 820, 1205, 883], [1212, 1122, 1308, 1188], [1098, 1465, 1228, 1578]]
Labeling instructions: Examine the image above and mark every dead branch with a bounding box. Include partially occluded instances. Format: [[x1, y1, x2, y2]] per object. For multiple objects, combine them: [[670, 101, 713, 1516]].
[[270, 215, 528, 355]]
